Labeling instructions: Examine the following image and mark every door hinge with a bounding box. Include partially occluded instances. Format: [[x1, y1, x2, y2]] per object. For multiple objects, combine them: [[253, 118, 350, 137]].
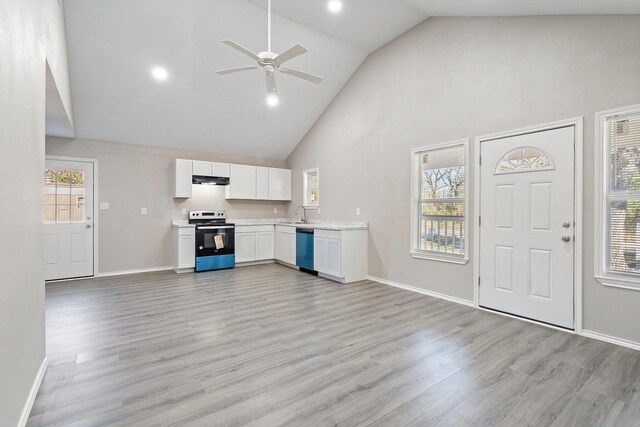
[[479, 156, 482, 166], [479, 216, 481, 226], [478, 277, 481, 287]]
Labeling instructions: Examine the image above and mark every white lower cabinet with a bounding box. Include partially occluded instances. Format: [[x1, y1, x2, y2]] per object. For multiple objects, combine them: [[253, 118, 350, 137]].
[[275, 225, 296, 265], [173, 227, 195, 273], [235, 232, 256, 263], [314, 229, 367, 283], [235, 225, 274, 263]]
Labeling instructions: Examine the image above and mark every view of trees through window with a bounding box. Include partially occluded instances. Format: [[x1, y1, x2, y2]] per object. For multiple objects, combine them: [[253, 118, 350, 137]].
[[418, 146, 465, 256], [607, 114, 640, 275]]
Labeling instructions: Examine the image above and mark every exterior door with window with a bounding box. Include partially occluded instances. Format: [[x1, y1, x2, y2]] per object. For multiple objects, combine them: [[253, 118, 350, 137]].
[[44, 159, 94, 280], [479, 126, 575, 329]]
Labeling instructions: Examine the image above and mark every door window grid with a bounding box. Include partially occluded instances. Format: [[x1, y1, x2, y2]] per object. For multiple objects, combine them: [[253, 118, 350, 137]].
[[44, 169, 85, 223], [605, 114, 640, 276], [416, 145, 466, 257], [495, 146, 554, 174]]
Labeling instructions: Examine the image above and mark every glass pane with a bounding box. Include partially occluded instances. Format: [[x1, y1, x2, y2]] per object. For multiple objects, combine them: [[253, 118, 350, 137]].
[[495, 146, 554, 174], [609, 125, 640, 192], [56, 204, 70, 223], [418, 215, 465, 255], [609, 200, 640, 275], [43, 205, 57, 223]]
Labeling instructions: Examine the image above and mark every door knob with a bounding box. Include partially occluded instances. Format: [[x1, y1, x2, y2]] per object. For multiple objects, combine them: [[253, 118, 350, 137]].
[[562, 221, 571, 228], [561, 235, 571, 242], [86, 224, 92, 229]]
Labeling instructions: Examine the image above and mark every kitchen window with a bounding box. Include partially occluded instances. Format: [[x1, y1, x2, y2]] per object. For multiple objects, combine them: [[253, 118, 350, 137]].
[[411, 140, 469, 264], [303, 167, 320, 208], [595, 105, 640, 290]]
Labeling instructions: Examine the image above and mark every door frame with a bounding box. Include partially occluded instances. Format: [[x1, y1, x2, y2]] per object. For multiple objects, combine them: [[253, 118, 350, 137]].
[[472, 117, 584, 333], [45, 155, 99, 280]]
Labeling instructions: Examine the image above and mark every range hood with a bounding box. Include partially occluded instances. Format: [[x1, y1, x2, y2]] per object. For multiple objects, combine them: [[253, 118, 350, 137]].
[[192, 175, 230, 186]]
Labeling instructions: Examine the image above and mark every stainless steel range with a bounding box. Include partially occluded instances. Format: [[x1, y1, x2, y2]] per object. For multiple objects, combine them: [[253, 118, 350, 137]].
[[189, 211, 235, 272]]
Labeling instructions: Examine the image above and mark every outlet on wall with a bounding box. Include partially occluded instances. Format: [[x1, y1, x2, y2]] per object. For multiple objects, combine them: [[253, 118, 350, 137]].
[[181, 208, 187, 215], [141, 208, 147, 215], [99, 202, 109, 210], [317, 208, 321, 215], [273, 208, 278, 214]]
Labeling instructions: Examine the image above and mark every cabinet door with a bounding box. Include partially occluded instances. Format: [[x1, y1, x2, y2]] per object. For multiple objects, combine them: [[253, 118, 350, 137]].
[[326, 238, 342, 277], [255, 231, 275, 261], [256, 167, 269, 200], [235, 233, 255, 263], [276, 232, 296, 265], [268, 168, 292, 201], [178, 235, 195, 268], [211, 162, 230, 177], [192, 160, 212, 176], [226, 164, 257, 200], [174, 159, 193, 198], [314, 237, 327, 273]]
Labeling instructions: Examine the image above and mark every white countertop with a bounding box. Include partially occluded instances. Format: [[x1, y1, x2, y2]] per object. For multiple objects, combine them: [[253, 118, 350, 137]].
[[171, 218, 368, 231], [230, 218, 368, 231]]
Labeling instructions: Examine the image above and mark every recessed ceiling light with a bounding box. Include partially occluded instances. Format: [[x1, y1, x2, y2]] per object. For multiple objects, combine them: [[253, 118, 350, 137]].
[[151, 66, 169, 81], [266, 93, 279, 107], [327, 0, 343, 13]]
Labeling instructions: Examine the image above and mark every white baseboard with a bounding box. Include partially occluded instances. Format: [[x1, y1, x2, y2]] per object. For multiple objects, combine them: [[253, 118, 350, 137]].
[[236, 260, 276, 267], [581, 330, 640, 352], [367, 275, 475, 307], [18, 357, 48, 427], [96, 266, 173, 278]]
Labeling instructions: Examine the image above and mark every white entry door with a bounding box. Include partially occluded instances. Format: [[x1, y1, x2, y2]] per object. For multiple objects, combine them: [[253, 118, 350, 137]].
[[479, 126, 575, 329], [44, 159, 94, 280]]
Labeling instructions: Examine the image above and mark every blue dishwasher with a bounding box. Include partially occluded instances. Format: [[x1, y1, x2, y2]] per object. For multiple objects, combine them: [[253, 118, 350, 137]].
[[296, 228, 315, 271]]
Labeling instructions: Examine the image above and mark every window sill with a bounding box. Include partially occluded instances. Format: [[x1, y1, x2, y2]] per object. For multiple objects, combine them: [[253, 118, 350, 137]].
[[410, 251, 469, 265], [595, 275, 640, 291]]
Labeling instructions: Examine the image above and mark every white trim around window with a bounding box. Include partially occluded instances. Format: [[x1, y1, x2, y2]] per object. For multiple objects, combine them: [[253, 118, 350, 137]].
[[410, 139, 469, 264], [595, 105, 640, 291]]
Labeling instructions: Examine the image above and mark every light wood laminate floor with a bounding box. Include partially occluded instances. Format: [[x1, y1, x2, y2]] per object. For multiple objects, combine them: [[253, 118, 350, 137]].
[[29, 264, 640, 426]]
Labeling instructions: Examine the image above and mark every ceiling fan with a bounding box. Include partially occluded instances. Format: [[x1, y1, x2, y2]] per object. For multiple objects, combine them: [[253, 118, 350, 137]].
[[216, 0, 323, 106]]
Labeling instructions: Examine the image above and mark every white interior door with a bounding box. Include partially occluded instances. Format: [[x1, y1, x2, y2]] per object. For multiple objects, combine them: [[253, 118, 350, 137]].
[[479, 126, 575, 329], [44, 159, 94, 280]]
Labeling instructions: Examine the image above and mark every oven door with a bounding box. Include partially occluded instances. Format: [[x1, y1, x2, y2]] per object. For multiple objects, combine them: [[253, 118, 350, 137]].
[[195, 225, 235, 257]]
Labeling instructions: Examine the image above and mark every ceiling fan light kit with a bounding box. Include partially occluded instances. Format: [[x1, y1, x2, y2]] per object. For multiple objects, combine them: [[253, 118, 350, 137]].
[[216, 0, 323, 106]]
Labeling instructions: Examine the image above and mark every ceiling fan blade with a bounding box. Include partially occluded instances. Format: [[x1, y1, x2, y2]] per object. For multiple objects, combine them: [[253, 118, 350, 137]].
[[274, 44, 308, 65], [266, 71, 277, 94], [221, 39, 262, 63], [216, 66, 259, 75], [279, 67, 323, 84]]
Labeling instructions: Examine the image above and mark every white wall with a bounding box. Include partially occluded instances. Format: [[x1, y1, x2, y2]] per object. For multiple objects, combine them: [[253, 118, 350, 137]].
[[286, 16, 640, 344], [46, 137, 290, 274], [0, 0, 73, 425]]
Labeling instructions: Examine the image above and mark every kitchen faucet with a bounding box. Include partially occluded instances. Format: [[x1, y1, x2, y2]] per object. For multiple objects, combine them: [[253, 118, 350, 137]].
[[295, 206, 308, 223]]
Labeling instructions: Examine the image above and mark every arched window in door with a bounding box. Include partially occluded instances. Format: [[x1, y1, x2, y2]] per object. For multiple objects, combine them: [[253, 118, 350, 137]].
[[495, 146, 554, 174]]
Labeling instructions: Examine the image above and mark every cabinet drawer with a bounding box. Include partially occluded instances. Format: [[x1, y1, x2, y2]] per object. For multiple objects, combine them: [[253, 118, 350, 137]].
[[275, 225, 297, 235], [178, 227, 195, 236], [236, 225, 274, 233], [314, 229, 340, 240]]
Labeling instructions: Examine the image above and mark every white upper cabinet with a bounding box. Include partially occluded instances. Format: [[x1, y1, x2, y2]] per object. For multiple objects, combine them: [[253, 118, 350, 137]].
[[268, 168, 292, 201], [226, 164, 257, 200], [173, 159, 193, 198], [193, 160, 230, 177], [256, 167, 269, 200], [211, 162, 230, 177]]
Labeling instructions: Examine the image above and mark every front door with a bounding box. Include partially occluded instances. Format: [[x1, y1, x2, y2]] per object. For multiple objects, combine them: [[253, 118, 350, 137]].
[[44, 159, 94, 280], [479, 126, 575, 329]]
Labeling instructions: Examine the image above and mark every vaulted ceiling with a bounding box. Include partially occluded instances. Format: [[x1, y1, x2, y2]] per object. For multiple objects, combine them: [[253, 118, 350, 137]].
[[61, 0, 640, 160]]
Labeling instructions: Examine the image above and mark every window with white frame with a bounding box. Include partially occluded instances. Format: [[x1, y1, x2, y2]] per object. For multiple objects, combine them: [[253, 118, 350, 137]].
[[303, 168, 319, 208], [597, 107, 640, 288], [411, 140, 468, 263]]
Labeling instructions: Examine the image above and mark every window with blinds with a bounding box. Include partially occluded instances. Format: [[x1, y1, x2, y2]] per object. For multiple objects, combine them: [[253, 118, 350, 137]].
[[605, 112, 640, 276]]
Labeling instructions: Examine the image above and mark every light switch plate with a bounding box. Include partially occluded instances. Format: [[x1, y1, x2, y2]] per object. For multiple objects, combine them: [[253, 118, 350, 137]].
[[317, 208, 321, 215], [141, 208, 147, 215], [99, 202, 109, 210], [356, 208, 361, 216]]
